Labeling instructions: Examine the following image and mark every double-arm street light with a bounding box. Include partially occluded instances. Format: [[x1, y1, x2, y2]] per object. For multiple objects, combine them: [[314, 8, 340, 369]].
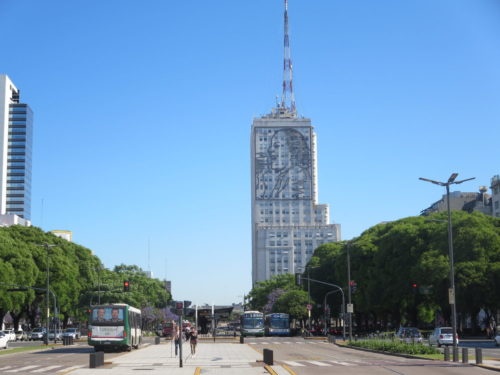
[[419, 173, 475, 349], [39, 243, 56, 345]]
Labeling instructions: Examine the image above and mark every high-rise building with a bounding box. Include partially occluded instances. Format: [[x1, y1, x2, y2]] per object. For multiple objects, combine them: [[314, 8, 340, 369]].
[[0, 75, 33, 222], [250, 1, 340, 284]]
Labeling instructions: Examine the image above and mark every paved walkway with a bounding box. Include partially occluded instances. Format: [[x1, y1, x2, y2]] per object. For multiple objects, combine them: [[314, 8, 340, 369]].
[[68, 340, 291, 375]]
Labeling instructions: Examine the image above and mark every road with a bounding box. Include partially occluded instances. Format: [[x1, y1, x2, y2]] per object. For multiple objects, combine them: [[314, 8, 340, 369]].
[[0, 337, 148, 373], [1, 336, 499, 374], [245, 336, 498, 375]]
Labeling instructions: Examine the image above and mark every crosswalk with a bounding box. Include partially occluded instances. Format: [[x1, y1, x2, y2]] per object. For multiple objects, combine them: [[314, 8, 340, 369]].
[[248, 340, 328, 345], [0, 364, 85, 373], [281, 359, 358, 367]]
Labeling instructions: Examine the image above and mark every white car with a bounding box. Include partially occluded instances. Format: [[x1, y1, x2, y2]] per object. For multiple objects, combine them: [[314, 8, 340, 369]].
[[0, 332, 9, 349], [62, 328, 81, 339], [2, 329, 15, 342], [429, 327, 458, 347]]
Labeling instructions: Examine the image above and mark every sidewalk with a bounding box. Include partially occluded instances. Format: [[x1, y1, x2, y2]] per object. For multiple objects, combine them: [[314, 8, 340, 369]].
[[68, 340, 291, 375]]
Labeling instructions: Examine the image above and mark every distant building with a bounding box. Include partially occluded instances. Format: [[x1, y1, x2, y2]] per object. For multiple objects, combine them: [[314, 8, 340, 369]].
[[0, 213, 30, 227], [51, 230, 72, 242], [492, 175, 500, 218], [0, 75, 33, 222], [421, 185, 493, 216]]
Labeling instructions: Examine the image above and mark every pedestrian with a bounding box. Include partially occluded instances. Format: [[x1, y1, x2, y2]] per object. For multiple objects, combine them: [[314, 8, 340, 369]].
[[174, 326, 180, 356], [190, 329, 198, 355], [184, 325, 191, 342]]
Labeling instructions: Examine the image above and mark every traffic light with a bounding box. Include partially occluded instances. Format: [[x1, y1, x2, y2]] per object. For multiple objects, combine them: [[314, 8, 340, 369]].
[[349, 280, 357, 294], [411, 282, 418, 294], [295, 273, 302, 286], [123, 280, 130, 292]]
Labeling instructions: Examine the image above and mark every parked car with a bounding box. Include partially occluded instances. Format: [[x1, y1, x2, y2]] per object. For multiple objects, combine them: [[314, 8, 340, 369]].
[[0, 332, 8, 349], [493, 328, 500, 347], [2, 329, 16, 342], [395, 327, 423, 343], [62, 328, 81, 339], [47, 329, 63, 342], [428, 327, 458, 347], [15, 330, 28, 341], [29, 327, 46, 341]]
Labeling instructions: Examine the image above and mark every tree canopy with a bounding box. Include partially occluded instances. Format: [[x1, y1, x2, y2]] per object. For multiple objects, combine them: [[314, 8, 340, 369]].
[[247, 211, 500, 333], [0, 225, 171, 330]]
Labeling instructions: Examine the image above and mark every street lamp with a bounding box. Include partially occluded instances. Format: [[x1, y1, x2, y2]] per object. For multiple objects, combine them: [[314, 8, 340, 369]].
[[347, 242, 353, 342], [39, 243, 56, 345], [419, 173, 475, 350]]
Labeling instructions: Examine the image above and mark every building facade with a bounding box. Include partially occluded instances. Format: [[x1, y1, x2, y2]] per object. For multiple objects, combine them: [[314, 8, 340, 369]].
[[491, 175, 500, 218], [0, 75, 33, 221], [251, 109, 341, 284], [421, 185, 495, 217]]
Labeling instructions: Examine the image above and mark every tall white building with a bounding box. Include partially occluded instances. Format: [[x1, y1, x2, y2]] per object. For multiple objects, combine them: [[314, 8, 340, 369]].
[[0, 75, 33, 222], [250, 1, 340, 284]]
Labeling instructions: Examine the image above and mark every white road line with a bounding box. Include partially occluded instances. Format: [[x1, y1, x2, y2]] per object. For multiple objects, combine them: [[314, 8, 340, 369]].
[[306, 360, 332, 366], [326, 360, 355, 366], [5, 365, 39, 372], [282, 361, 305, 367], [0, 367, 13, 371], [30, 365, 63, 373]]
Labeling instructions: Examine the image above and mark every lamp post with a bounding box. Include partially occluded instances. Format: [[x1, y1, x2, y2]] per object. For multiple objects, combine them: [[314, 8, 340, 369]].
[[39, 243, 56, 345], [347, 242, 353, 342], [419, 173, 475, 349]]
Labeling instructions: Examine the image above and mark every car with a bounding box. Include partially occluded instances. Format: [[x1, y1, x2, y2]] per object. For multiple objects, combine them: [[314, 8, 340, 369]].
[[29, 327, 46, 341], [0, 332, 8, 349], [2, 329, 16, 342], [47, 329, 63, 342], [429, 327, 459, 347], [62, 328, 81, 339], [15, 330, 27, 341], [395, 327, 423, 343]]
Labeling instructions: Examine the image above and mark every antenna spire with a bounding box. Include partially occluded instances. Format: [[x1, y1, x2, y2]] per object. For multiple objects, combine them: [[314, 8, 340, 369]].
[[276, 0, 296, 118]]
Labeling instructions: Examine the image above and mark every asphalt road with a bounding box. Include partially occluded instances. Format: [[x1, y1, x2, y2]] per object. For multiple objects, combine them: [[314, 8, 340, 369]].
[[245, 336, 498, 375]]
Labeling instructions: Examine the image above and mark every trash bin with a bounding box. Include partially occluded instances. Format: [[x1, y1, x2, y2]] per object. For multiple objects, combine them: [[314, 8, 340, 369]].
[[155, 336, 160, 345]]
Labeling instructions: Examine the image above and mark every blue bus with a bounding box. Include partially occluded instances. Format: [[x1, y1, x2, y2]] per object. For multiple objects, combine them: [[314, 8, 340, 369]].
[[88, 304, 142, 352], [240, 311, 265, 337], [265, 313, 290, 336]]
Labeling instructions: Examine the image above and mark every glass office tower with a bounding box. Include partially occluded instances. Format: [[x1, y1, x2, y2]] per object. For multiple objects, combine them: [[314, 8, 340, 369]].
[[0, 75, 33, 220]]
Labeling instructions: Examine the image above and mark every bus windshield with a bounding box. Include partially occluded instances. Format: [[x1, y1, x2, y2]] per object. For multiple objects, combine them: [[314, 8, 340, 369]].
[[241, 313, 264, 328], [269, 316, 288, 328]]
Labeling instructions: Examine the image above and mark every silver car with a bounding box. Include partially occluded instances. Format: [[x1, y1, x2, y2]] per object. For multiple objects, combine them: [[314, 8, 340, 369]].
[[429, 327, 458, 347], [29, 327, 46, 341], [62, 328, 81, 339]]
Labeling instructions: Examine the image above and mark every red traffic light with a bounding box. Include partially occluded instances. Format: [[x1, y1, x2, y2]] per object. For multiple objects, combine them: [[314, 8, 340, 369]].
[[123, 280, 130, 292]]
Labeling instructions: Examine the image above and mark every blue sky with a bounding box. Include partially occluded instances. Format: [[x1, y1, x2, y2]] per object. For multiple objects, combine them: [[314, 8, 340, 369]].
[[2, 0, 500, 305]]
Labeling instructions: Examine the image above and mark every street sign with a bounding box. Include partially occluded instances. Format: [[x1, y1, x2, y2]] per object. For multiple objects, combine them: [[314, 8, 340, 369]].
[[448, 288, 455, 304]]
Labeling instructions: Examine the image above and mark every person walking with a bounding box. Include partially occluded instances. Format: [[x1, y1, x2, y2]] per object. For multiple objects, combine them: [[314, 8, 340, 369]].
[[190, 329, 198, 356], [174, 325, 180, 357]]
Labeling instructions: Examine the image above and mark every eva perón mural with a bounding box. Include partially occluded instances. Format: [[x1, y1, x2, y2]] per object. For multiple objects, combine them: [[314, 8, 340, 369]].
[[255, 127, 312, 200]]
